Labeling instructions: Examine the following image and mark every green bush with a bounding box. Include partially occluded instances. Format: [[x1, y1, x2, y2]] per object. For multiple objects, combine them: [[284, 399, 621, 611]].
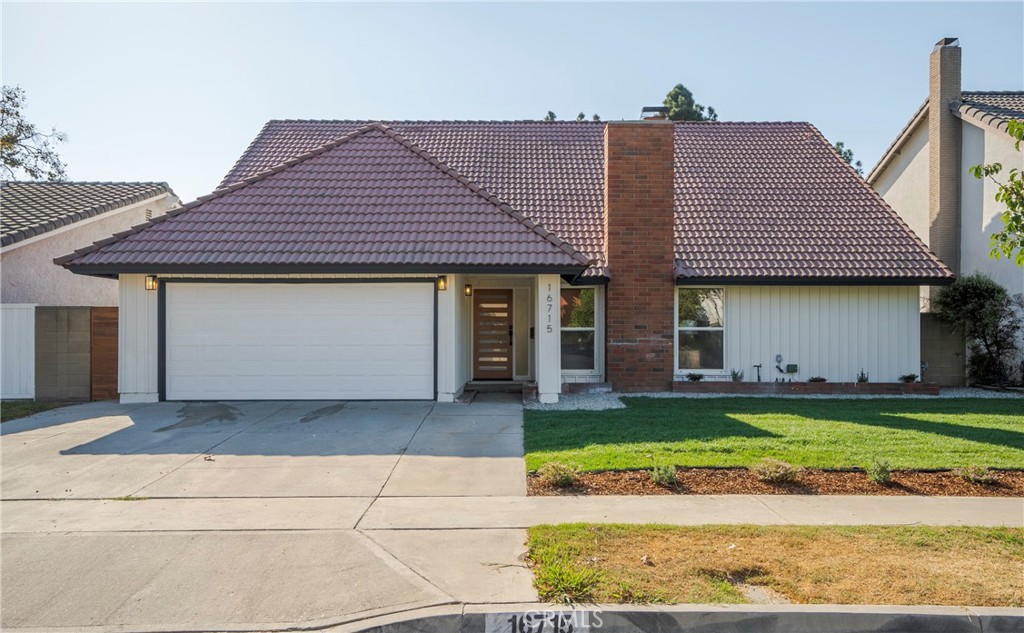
[[730, 369, 744, 382], [751, 458, 802, 484], [898, 374, 918, 384], [934, 274, 1022, 385], [857, 369, 869, 383], [956, 466, 1000, 485], [650, 464, 677, 487], [686, 373, 704, 382], [808, 376, 827, 383], [538, 462, 580, 488], [866, 459, 893, 485]]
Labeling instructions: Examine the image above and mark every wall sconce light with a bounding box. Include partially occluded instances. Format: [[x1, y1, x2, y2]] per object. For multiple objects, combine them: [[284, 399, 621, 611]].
[[436, 276, 448, 291], [464, 284, 473, 297], [145, 275, 159, 291]]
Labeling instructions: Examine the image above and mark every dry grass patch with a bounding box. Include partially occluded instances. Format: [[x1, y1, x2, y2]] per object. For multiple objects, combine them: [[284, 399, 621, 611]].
[[527, 524, 1024, 606]]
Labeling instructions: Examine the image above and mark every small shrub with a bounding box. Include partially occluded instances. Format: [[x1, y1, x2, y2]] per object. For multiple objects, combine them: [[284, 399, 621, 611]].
[[538, 462, 580, 488], [532, 560, 604, 604], [650, 464, 677, 487], [808, 376, 827, 383], [898, 373, 918, 383], [686, 372, 704, 382], [730, 369, 744, 382], [856, 369, 869, 383], [956, 466, 1000, 485], [865, 459, 893, 486], [751, 458, 802, 484]]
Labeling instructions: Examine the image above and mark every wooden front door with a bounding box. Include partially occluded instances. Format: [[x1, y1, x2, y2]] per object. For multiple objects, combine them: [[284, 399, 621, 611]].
[[473, 289, 514, 380]]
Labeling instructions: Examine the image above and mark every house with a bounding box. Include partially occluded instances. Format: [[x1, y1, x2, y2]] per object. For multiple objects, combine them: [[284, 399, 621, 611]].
[[56, 118, 951, 404], [1, 182, 179, 400], [868, 38, 1024, 385]]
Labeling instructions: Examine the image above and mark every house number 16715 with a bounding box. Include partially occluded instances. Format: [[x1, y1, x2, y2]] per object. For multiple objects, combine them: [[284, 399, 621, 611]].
[[545, 283, 554, 333]]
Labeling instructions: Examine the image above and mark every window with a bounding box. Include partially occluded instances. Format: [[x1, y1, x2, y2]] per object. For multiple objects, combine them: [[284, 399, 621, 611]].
[[561, 288, 596, 371], [677, 288, 724, 371]]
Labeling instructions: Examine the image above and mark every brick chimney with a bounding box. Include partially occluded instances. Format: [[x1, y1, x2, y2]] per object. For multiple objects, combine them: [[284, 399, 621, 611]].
[[928, 37, 962, 276], [603, 119, 676, 391]]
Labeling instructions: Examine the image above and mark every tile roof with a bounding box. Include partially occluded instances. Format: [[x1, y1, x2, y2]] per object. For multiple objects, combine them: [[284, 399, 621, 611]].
[[58, 124, 591, 274], [221, 120, 609, 275], [672, 122, 951, 282], [957, 91, 1024, 133], [1, 181, 172, 247], [62, 120, 951, 283]]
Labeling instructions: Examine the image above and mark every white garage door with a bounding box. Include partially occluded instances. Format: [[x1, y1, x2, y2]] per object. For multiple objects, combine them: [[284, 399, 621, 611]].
[[165, 282, 434, 400]]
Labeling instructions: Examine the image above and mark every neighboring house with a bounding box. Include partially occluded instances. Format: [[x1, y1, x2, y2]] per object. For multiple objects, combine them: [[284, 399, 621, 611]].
[[57, 118, 951, 404], [1, 182, 180, 400], [868, 38, 1024, 385]]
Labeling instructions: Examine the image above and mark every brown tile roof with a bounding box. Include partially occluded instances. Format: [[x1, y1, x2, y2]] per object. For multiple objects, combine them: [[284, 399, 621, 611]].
[[957, 91, 1024, 133], [1, 181, 173, 247], [62, 120, 951, 283], [222, 120, 608, 276], [673, 122, 951, 282], [57, 124, 591, 274]]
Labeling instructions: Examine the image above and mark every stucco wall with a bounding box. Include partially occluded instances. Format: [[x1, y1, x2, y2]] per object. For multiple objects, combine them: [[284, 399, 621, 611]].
[[0, 194, 178, 307], [687, 285, 921, 384], [960, 121, 1024, 296], [874, 117, 932, 250]]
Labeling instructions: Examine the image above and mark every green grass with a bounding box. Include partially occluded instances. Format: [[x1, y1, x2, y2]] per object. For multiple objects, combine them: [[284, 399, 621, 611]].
[[524, 397, 1024, 471], [1, 400, 67, 423], [527, 524, 1024, 606]]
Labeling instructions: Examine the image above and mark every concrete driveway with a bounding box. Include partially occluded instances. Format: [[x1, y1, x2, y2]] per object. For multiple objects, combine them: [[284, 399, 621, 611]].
[[1, 394, 536, 632]]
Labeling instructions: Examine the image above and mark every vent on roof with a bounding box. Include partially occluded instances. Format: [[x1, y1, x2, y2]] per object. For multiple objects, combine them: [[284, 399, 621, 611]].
[[640, 106, 669, 120]]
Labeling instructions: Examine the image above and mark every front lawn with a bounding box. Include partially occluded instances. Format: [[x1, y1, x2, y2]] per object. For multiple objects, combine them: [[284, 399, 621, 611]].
[[524, 397, 1024, 471], [528, 524, 1024, 606], [1, 400, 67, 423]]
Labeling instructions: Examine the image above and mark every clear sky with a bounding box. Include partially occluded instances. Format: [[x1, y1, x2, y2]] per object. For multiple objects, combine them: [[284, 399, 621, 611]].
[[3, 2, 1022, 201]]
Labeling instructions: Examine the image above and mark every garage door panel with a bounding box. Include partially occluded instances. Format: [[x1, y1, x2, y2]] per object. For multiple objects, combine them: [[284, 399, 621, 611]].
[[165, 282, 434, 400]]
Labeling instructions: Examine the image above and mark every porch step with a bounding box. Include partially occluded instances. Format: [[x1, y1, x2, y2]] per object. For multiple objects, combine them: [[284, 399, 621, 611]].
[[465, 381, 526, 393]]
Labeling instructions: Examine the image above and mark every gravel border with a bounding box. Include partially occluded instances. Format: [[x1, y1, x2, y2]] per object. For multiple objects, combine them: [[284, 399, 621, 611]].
[[526, 387, 1024, 411]]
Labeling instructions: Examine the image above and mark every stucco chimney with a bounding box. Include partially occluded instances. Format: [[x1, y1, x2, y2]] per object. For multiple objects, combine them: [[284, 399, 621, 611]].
[[603, 120, 676, 392], [928, 37, 962, 276]]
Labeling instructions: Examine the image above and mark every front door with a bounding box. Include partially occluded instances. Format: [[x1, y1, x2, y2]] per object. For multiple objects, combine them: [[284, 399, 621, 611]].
[[473, 289, 514, 380]]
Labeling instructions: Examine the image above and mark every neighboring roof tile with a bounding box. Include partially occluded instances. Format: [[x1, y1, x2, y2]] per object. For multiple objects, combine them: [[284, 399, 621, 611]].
[[1, 181, 173, 247], [221, 120, 608, 275], [59, 125, 591, 273], [673, 122, 952, 282], [957, 91, 1024, 133]]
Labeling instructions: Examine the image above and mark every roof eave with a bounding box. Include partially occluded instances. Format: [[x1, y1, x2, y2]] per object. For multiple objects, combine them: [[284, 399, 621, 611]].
[[867, 101, 928, 185], [62, 262, 589, 279], [675, 275, 955, 286]]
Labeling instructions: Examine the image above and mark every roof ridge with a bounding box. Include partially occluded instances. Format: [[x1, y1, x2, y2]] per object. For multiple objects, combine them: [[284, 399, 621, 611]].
[[371, 124, 593, 267], [808, 123, 952, 278], [962, 90, 1024, 95], [2, 180, 171, 187], [55, 126, 384, 266]]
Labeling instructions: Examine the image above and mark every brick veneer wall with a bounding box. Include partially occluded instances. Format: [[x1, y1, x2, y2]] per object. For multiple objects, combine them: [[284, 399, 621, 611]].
[[603, 121, 676, 391]]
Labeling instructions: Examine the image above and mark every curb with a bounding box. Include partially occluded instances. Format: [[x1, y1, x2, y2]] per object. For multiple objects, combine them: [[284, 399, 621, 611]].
[[326, 604, 1024, 633]]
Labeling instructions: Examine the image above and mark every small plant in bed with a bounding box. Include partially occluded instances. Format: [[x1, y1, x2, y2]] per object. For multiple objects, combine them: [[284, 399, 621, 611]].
[[751, 458, 802, 484], [865, 458, 893, 486], [685, 373, 704, 382], [956, 466, 1000, 485], [807, 376, 827, 383], [538, 462, 580, 488], [730, 369, 744, 382], [898, 373, 919, 383], [650, 464, 678, 487], [857, 369, 869, 383]]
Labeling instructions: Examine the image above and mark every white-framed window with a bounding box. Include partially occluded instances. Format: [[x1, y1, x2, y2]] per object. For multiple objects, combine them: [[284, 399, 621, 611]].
[[560, 287, 598, 372], [676, 287, 724, 372]]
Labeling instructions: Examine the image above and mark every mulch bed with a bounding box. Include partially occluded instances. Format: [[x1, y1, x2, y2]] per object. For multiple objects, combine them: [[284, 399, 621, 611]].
[[528, 467, 1024, 497]]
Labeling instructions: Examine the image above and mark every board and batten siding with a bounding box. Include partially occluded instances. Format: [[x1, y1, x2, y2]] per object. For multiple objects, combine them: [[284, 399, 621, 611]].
[[706, 285, 920, 383], [119, 274, 159, 402]]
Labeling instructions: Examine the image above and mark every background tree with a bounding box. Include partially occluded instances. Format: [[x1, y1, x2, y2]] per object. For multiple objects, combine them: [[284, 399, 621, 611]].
[[663, 84, 717, 122], [970, 119, 1024, 265], [544, 111, 557, 122], [576, 112, 586, 122], [933, 273, 1022, 385], [833, 141, 864, 175], [592, 113, 601, 122], [1, 85, 67, 181]]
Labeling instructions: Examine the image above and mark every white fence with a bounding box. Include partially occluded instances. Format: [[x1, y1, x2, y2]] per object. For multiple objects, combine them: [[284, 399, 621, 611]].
[[1, 304, 35, 399]]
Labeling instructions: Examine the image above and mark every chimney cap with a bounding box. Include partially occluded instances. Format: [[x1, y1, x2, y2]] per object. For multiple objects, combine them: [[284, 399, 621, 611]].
[[640, 106, 669, 120], [933, 37, 960, 50]]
